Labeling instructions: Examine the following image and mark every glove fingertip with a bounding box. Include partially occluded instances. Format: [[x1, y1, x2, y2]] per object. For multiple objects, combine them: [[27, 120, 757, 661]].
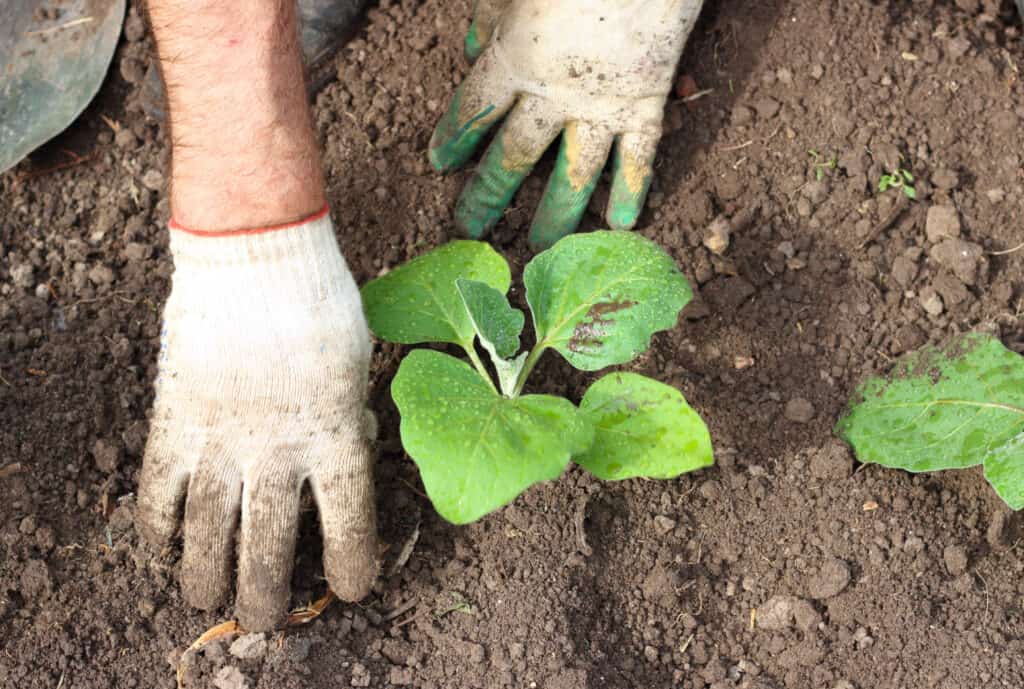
[[606, 201, 642, 231], [464, 18, 484, 63], [324, 532, 380, 602]]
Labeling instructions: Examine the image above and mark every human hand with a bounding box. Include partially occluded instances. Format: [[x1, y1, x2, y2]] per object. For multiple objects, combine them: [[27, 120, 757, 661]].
[[136, 210, 378, 632], [430, 0, 703, 249]]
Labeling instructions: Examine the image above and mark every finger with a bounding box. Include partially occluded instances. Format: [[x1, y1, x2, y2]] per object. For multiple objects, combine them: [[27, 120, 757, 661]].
[[529, 121, 614, 250], [606, 131, 660, 231], [310, 435, 378, 602], [236, 461, 303, 632], [454, 96, 563, 239], [136, 421, 190, 545], [465, 0, 512, 62], [429, 50, 516, 173], [180, 451, 242, 611]]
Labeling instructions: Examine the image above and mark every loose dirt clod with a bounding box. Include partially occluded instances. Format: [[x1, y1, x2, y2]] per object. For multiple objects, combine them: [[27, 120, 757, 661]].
[[784, 397, 815, 423], [807, 558, 851, 599]]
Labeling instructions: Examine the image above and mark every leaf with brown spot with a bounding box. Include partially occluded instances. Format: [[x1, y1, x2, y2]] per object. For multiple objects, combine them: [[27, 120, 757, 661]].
[[524, 231, 691, 371]]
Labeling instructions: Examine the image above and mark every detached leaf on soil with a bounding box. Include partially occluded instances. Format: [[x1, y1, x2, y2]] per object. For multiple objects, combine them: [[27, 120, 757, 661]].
[[837, 332, 1024, 509], [524, 231, 692, 371], [576, 373, 714, 480], [392, 349, 593, 524], [361, 241, 510, 348]]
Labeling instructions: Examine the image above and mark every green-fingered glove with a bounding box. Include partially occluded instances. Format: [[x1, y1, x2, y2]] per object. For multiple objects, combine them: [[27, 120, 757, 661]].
[[430, 0, 703, 250]]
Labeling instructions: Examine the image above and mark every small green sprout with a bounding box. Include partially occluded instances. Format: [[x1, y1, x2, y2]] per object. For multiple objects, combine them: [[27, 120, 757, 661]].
[[878, 168, 917, 200], [808, 149, 838, 181]]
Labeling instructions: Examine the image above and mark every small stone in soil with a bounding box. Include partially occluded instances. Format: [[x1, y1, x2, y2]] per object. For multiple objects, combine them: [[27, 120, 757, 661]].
[[890, 255, 918, 288], [810, 441, 853, 480], [807, 558, 851, 599], [9, 263, 34, 289], [929, 239, 984, 285], [784, 398, 815, 423], [141, 169, 165, 191], [213, 665, 248, 689], [756, 595, 819, 631], [467, 642, 486, 664], [87, 264, 116, 287], [754, 97, 780, 119], [653, 515, 676, 534], [925, 205, 962, 243], [891, 323, 926, 355], [91, 439, 122, 473], [930, 169, 959, 190], [229, 633, 267, 660], [943, 545, 969, 576], [702, 216, 731, 255], [986, 511, 1009, 549], [18, 515, 36, 535], [919, 287, 944, 316]]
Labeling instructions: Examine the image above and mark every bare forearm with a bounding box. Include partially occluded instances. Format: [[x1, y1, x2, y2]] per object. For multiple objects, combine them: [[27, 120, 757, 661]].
[[148, 0, 324, 230]]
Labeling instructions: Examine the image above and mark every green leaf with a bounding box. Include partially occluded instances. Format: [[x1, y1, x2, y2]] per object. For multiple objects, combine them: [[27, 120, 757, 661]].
[[903, 185, 917, 200], [575, 372, 714, 480], [456, 278, 524, 359], [836, 333, 1024, 509], [983, 433, 1024, 510], [492, 351, 528, 399], [392, 349, 594, 524], [361, 241, 510, 348], [523, 231, 692, 371]]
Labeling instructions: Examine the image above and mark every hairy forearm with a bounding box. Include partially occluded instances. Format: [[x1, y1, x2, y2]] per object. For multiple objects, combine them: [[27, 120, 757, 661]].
[[148, 0, 324, 230]]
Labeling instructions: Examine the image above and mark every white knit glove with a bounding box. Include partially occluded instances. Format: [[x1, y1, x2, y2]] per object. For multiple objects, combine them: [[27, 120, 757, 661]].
[[430, 0, 703, 249], [136, 209, 378, 632]]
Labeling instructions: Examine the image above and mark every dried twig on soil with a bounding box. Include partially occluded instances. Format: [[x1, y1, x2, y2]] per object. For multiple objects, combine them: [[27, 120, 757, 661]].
[[0, 371, 11, 387], [285, 590, 336, 625], [858, 194, 909, 248], [573, 494, 594, 557], [15, 149, 95, 181], [989, 241, 1024, 256], [677, 88, 715, 103], [387, 521, 420, 576], [382, 598, 418, 622], [176, 591, 337, 687], [719, 140, 753, 152], [0, 463, 23, 480], [176, 621, 241, 687]]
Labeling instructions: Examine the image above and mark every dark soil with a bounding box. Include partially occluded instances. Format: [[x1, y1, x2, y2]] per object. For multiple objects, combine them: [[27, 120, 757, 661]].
[[3, 1, 1024, 688]]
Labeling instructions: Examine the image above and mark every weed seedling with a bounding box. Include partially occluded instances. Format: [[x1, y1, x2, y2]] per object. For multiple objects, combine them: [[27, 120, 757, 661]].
[[878, 168, 917, 200], [808, 149, 838, 181], [361, 231, 714, 524]]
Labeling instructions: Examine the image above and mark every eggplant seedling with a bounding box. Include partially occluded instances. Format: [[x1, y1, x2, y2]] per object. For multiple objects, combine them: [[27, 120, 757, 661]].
[[361, 231, 714, 523]]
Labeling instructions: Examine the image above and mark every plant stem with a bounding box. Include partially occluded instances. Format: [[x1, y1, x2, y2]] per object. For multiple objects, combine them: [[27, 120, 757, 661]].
[[463, 342, 498, 394], [512, 343, 546, 397]]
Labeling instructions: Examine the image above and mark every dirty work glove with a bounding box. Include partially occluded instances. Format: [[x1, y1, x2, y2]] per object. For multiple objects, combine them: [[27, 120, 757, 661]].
[[136, 208, 378, 632], [429, 0, 703, 250]]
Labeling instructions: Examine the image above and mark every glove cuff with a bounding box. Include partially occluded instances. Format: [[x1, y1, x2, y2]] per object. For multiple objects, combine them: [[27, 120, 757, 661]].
[[167, 205, 359, 305]]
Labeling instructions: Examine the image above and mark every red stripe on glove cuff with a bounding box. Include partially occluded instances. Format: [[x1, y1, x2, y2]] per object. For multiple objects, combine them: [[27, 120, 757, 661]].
[[168, 204, 330, 237]]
